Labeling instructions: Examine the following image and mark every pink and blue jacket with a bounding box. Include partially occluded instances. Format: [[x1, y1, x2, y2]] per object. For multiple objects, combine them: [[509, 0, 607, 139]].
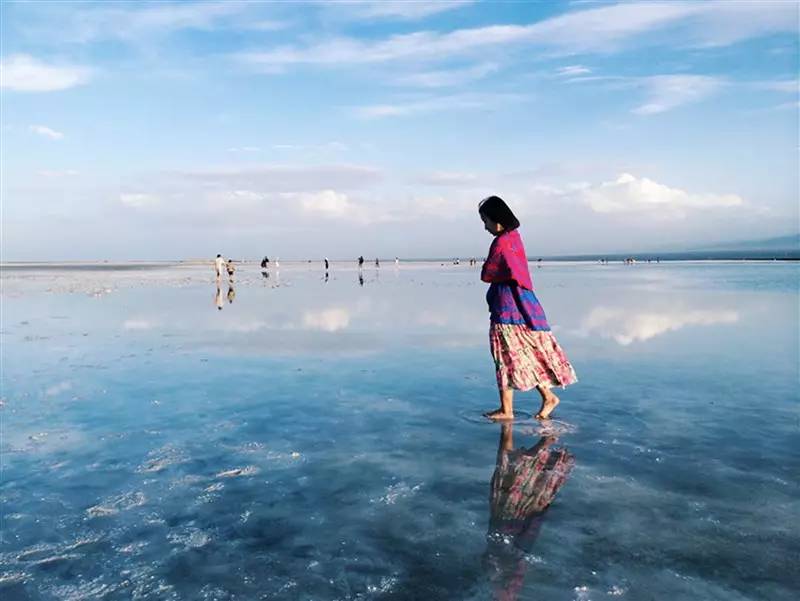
[[481, 229, 550, 331]]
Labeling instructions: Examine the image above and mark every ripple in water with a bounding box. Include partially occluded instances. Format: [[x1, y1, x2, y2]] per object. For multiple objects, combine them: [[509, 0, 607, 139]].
[[370, 482, 423, 505], [167, 527, 211, 549], [458, 409, 535, 424], [215, 465, 259, 478], [86, 491, 146, 517]]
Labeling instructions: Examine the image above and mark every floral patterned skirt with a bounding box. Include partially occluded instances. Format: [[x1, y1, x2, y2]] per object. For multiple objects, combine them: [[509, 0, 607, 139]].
[[490, 323, 577, 391]]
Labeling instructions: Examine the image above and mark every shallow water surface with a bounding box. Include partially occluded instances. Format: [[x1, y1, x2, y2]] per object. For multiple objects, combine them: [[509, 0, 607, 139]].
[[1, 261, 798, 600]]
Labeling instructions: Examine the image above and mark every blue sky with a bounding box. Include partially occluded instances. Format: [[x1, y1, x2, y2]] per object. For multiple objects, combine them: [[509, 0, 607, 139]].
[[2, 0, 798, 260]]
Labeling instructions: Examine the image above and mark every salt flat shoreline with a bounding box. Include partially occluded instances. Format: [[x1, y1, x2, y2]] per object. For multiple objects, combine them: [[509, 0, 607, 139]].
[[1, 257, 797, 271]]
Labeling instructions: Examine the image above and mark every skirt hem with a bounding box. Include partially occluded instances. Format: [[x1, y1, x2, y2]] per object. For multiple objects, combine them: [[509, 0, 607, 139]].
[[490, 323, 577, 391]]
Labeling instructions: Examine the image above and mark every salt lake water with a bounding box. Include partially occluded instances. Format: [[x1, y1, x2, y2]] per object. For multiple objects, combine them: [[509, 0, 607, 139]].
[[1, 261, 798, 600]]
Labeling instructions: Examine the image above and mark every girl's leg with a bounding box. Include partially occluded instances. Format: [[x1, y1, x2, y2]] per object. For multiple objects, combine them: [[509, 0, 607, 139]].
[[485, 388, 514, 420], [535, 386, 560, 420]]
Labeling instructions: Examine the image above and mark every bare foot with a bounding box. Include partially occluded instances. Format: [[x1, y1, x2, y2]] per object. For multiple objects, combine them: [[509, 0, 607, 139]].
[[483, 409, 514, 421], [535, 391, 560, 420]]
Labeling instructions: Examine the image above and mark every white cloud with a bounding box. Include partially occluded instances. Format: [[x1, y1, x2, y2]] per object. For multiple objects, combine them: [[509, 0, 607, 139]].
[[271, 141, 349, 152], [753, 79, 799, 93], [29, 124, 64, 140], [581, 306, 739, 345], [271, 0, 477, 27], [557, 72, 724, 113], [633, 75, 724, 115], [244, 19, 290, 32], [26, 1, 257, 44], [299, 190, 357, 218], [1, 54, 91, 92], [395, 62, 498, 88], [556, 65, 591, 76], [323, 141, 349, 152], [686, 1, 800, 47], [120, 193, 160, 208], [418, 171, 478, 186], [329, 0, 475, 20], [235, 1, 797, 69], [773, 100, 800, 111], [582, 173, 744, 217], [170, 164, 383, 191], [39, 169, 79, 177], [355, 92, 522, 118]]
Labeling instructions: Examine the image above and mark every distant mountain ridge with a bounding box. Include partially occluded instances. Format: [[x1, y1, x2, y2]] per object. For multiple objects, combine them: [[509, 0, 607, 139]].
[[692, 234, 800, 252], [533, 233, 800, 262]]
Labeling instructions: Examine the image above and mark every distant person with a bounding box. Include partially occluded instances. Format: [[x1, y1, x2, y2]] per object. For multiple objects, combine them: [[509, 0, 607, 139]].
[[214, 254, 226, 280], [358, 256, 364, 268], [260, 256, 268, 269], [478, 196, 577, 421], [226, 259, 235, 282], [324, 257, 329, 270], [375, 258, 380, 268], [275, 257, 280, 269], [395, 257, 399, 267]]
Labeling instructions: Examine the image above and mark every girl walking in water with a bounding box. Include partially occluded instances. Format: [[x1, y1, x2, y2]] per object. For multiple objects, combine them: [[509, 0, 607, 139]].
[[479, 196, 577, 420]]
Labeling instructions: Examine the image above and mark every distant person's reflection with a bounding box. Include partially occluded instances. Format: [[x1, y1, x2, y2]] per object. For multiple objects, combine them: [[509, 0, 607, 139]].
[[214, 285, 224, 310], [358, 273, 364, 287], [261, 269, 270, 280], [324, 271, 329, 283], [227, 285, 236, 304], [484, 423, 574, 600]]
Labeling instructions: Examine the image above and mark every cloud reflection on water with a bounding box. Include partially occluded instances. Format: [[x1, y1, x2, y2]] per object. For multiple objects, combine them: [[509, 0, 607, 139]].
[[580, 306, 739, 345], [302, 307, 351, 332]]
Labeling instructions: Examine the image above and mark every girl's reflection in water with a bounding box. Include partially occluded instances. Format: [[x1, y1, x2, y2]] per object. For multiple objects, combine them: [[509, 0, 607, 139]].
[[484, 423, 574, 600]]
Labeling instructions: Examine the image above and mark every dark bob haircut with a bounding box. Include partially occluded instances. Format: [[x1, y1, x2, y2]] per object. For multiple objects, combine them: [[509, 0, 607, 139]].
[[478, 196, 520, 231]]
